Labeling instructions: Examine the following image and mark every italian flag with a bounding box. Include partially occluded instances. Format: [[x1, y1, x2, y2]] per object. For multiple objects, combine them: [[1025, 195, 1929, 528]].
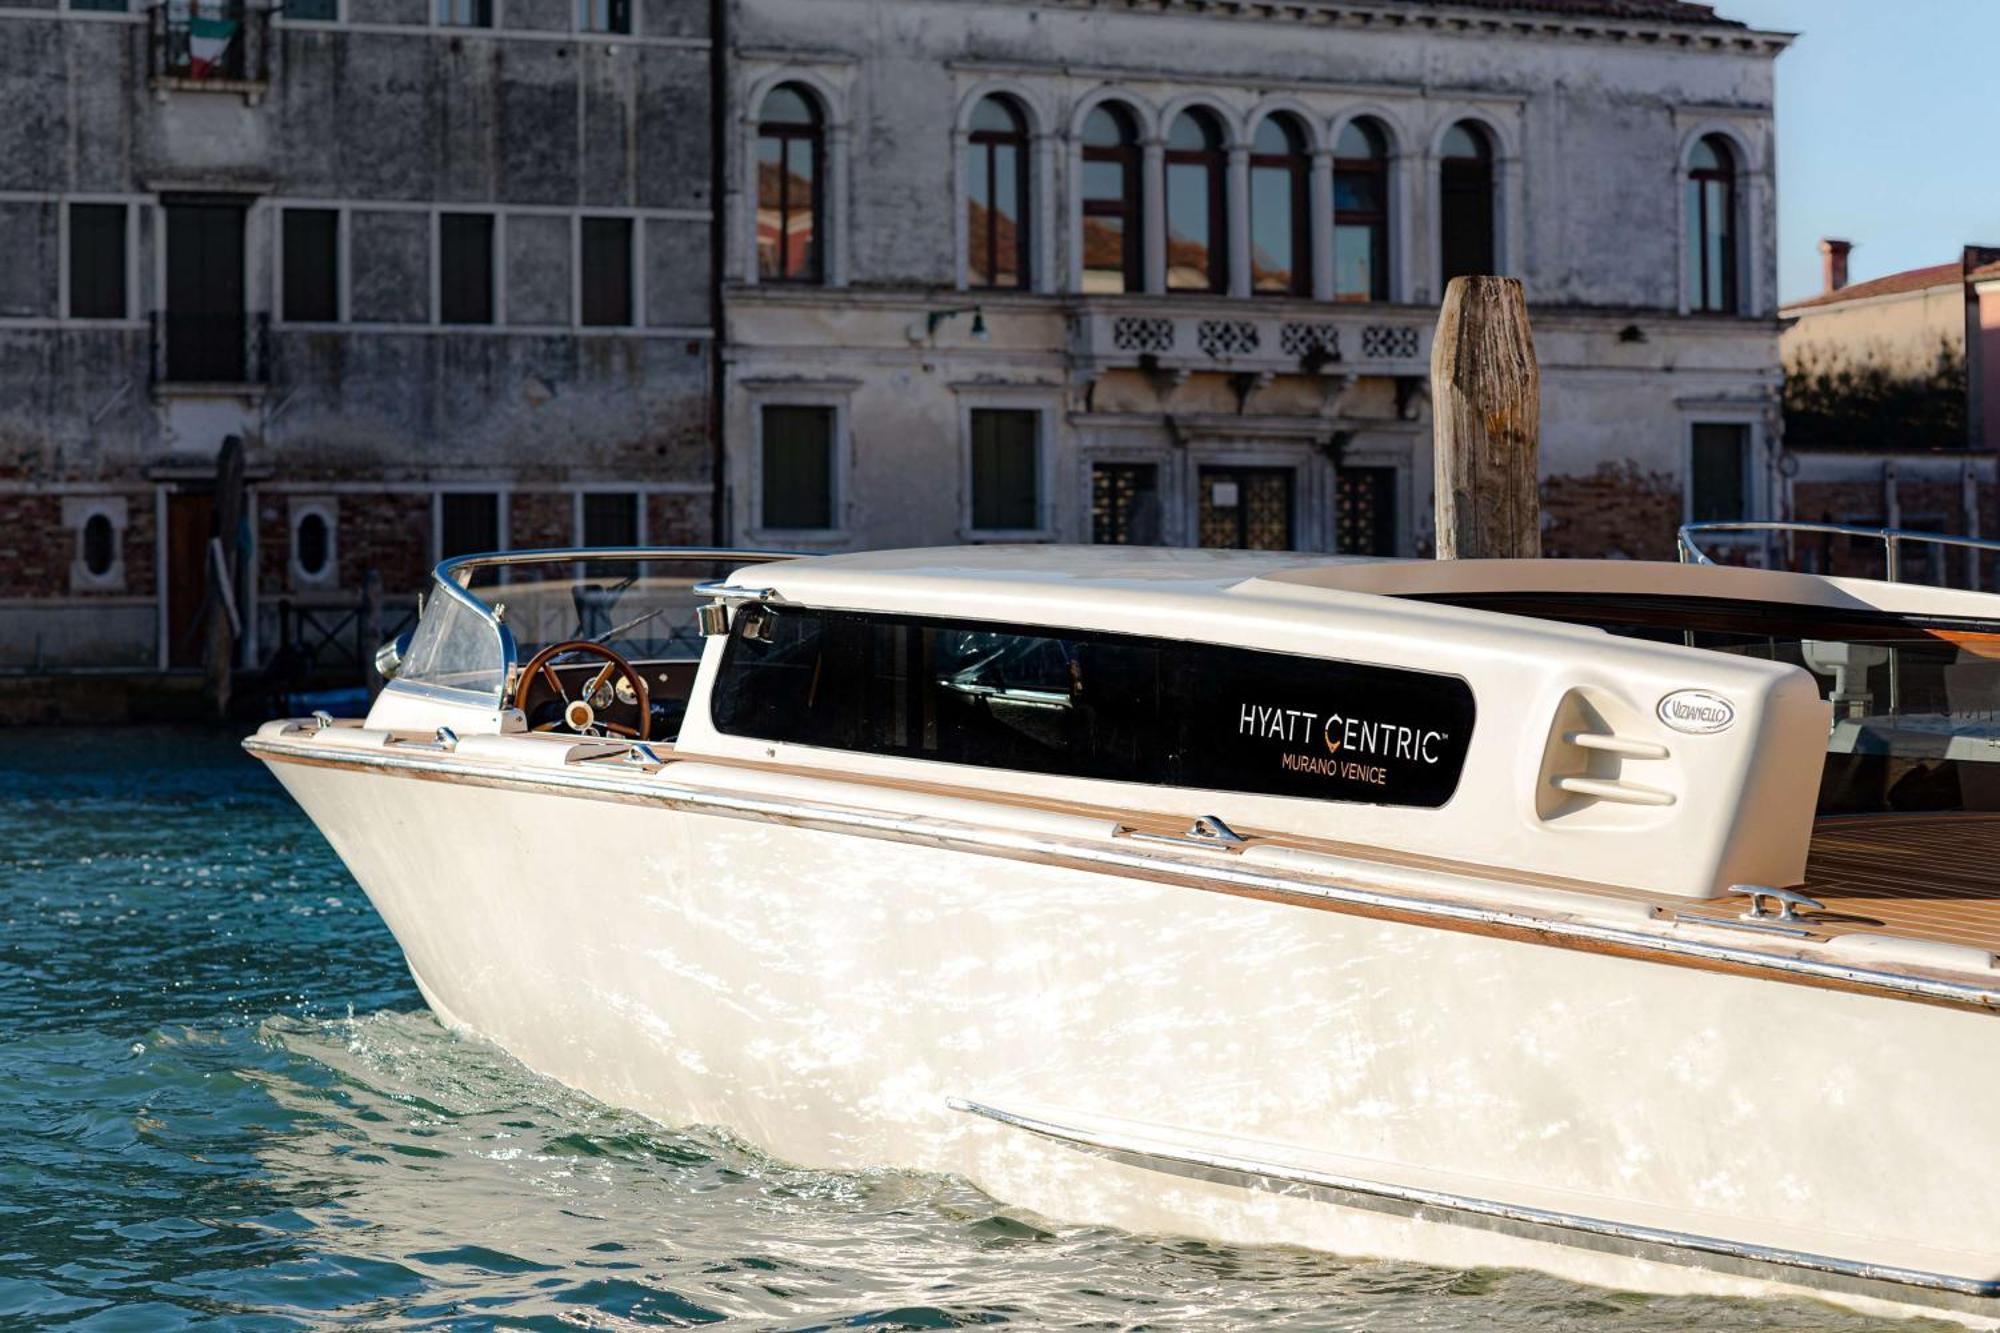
[[186, 14, 238, 78]]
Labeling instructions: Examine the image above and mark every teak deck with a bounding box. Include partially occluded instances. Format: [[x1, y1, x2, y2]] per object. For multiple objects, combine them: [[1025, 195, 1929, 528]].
[[1802, 812, 2000, 953]]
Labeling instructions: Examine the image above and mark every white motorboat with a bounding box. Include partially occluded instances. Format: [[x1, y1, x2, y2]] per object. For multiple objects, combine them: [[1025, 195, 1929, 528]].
[[248, 533, 2000, 1324]]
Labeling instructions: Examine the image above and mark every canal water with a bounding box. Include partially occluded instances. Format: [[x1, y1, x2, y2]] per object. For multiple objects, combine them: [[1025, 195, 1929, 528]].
[[0, 727, 1929, 1330]]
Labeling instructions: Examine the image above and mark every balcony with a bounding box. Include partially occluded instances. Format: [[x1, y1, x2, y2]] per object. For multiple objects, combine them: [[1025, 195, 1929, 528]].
[[150, 311, 272, 392], [1068, 301, 1434, 385], [148, 0, 269, 97]]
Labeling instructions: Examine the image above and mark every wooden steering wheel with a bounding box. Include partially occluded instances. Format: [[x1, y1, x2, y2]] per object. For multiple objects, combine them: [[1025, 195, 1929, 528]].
[[513, 640, 651, 740]]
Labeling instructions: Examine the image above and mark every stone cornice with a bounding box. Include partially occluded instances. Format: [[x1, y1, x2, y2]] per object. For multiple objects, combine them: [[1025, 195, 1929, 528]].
[[1027, 0, 1794, 56]]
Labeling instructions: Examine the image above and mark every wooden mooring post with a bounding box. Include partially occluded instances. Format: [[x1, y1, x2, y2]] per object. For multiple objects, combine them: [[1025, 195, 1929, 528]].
[[1431, 276, 1541, 559]]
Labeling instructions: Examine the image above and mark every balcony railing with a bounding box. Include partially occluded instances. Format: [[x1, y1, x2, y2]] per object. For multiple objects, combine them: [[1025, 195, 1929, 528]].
[[148, 0, 268, 87], [150, 311, 271, 387], [1069, 302, 1434, 380]]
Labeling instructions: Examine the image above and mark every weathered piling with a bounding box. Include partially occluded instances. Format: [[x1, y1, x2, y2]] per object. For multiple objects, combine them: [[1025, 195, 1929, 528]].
[[1431, 276, 1541, 559]]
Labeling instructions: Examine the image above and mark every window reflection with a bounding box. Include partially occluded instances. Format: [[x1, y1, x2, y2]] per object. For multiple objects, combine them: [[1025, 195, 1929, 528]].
[[1249, 115, 1308, 295], [968, 97, 1029, 289], [1333, 118, 1389, 302], [1165, 108, 1227, 293], [1081, 104, 1142, 293], [758, 85, 822, 283]]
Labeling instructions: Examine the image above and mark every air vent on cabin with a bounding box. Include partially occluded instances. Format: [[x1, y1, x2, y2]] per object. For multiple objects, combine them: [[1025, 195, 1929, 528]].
[[1536, 688, 1677, 821]]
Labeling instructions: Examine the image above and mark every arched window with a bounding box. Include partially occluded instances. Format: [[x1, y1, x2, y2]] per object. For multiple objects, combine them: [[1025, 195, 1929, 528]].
[[757, 84, 823, 283], [1080, 103, 1142, 294], [1249, 114, 1309, 296], [1439, 120, 1495, 286], [1686, 134, 1739, 313], [1333, 118, 1390, 302], [81, 513, 115, 578], [967, 96, 1029, 290], [1164, 107, 1228, 293]]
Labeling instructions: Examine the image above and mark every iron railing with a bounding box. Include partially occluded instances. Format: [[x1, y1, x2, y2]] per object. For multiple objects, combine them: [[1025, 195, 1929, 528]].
[[148, 0, 268, 84], [1679, 521, 2000, 590]]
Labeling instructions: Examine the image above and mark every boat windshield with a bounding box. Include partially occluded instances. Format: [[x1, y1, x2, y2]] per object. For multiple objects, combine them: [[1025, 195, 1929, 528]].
[[394, 551, 788, 703], [1428, 592, 2000, 816]]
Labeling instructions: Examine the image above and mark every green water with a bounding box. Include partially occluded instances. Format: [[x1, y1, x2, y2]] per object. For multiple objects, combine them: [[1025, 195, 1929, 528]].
[[0, 727, 1926, 1329]]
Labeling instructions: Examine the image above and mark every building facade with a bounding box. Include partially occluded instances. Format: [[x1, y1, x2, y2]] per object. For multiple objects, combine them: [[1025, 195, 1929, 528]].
[[721, 0, 1790, 564], [0, 0, 717, 680], [1774, 242, 2000, 584]]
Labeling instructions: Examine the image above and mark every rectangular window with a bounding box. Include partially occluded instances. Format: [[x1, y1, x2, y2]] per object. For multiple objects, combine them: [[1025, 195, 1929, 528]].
[[287, 0, 337, 18], [439, 213, 494, 325], [969, 408, 1040, 532], [436, 0, 491, 26], [581, 491, 638, 547], [580, 216, 633, 327], [760, 405, 834, 531], [70, 0, 128, 11], [438, 492, 501, 559], [712, 608, 1477, 809], [282, 208, 338, 322], [1336, 467, 1397, 556], [1690, 423, 1749, 522], [577, 0, 628, 32], [68, 204, 127, 320]]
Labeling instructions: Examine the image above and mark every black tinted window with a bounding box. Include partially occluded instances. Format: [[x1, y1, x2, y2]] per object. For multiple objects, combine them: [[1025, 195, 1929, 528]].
[[711, 609, 1475, 808]]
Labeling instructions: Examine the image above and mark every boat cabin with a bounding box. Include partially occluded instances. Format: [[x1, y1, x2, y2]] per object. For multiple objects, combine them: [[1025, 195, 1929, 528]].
[[362, 543, 2000, 952]]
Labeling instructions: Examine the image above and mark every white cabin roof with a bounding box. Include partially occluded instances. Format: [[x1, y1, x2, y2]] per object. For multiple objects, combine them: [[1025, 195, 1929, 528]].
[[729, 545, 2000, 624]]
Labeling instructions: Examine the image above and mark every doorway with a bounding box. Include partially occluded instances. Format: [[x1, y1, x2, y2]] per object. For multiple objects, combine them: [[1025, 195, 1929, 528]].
[[1198, 466, 1293, 550], [166, 491, 215, 667], [1336, 466, 1398, 556], [165, 200, 248, 382]]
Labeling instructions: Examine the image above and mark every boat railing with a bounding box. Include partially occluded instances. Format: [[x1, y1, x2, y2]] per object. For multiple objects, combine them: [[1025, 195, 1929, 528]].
[[397, 546, 797, 705], [1678, 521, 2000, 589]]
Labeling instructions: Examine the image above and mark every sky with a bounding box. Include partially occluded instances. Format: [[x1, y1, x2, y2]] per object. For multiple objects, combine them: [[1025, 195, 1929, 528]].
[[1710, 0, 1997, 305]]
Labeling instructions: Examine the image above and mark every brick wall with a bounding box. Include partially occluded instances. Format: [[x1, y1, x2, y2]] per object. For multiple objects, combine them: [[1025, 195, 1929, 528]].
[[648, 491, 712, 545], [340, 493, 432, 595], [0, 495, 64, 596], [1541, 463, 1682, 561], [124, 492, 155, 595], [509, 492, 573, 550]]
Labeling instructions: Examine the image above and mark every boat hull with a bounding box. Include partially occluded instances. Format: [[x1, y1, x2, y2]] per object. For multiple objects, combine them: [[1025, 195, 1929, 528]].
[[259, 749, 2000, 1324]]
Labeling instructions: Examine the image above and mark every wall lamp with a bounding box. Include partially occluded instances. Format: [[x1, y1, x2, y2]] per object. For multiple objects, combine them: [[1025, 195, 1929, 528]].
[[907, 306, 988, 344]]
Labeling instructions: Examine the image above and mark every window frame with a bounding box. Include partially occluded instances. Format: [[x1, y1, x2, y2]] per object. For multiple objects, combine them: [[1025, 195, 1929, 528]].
[[1248, 114, 1310, 298], [1332, 117, 1392, 304], [433, 489, 508, 565], [288, 497, 339, 591], [63, 496, 128, 592], [1163, 107, 1229, 295], [63, 200, 134, 323], [578, 214, 637, 329], [966, 96, 1031, 292], [1079, 101, 1143, 295], [749, 394, 849, 542], [575, 0, 629, 34], [1684, 416, 1759, 526], [1685, 133, 1741, 315], [436, 210, 498, 326], [280, 205, 341, 324], [960, 401, 1052, 540], [755, 84, 826, 286], [1438, 119, 1496, 288]]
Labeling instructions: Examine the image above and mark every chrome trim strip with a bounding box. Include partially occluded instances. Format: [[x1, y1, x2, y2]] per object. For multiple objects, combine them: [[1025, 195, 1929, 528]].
[[946, 1097, 2000, 1311], [239, 735, 2000, 1013]]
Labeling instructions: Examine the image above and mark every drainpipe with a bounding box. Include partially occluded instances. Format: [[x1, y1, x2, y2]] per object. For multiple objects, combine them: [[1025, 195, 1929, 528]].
[[707, 0, 728, 544]]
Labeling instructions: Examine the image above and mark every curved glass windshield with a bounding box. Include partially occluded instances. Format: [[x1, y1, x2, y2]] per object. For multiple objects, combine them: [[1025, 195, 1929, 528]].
[[393, 552, 790, 708]]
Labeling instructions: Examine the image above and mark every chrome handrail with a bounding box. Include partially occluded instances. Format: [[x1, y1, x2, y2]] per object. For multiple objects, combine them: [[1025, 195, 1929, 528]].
[[1678, 521, 2000, 585], [410, 546, 800, 704]]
